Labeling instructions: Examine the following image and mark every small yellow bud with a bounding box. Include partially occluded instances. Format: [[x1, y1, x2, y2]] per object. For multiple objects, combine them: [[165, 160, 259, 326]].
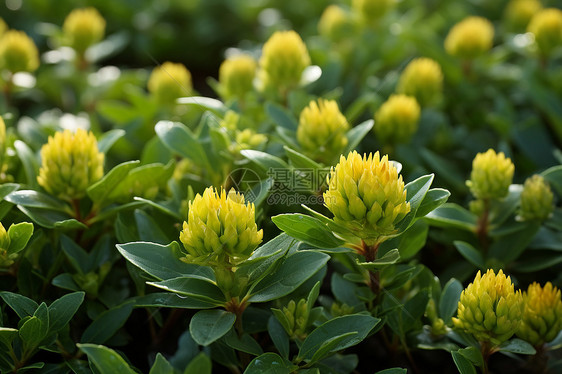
[[517, 282, 562, 346], [519, 175, 554, 222], [179, 187, 263, 267], [147, 62, 192, 104], [259, 30, 310, 93], [63, 7, 106, 55], [467, 149, 514, 200], [528, 8, 562, 56], [453, 269, 523, 346], [37, 129, 104, 200], [0, 30, 40, 73], [397, 58, 443, 107], [318, 5, 354, 41], [297, 99, 349, 164], [352, 0, 395, 23], [324, 151, 410, 243], [374, 94, 420, 144], [231, 129, 267, 153], [504, 0, 542, 31], [0, 223, 10, 252], [445, 16, 494, 59], [219, 54, 256, 101], [0, 223, 15, 268]]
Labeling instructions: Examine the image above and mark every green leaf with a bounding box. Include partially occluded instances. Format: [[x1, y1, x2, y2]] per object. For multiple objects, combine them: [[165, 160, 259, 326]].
[[416, 188, 451, 218], [19, 316, 46, 349], [147, 277, 226, 305], [394, 174, 434, 234], [343, 119, 374, 155], [48, 292, 85, 333], [16, 206, 86, 230], [0, 183, 19, 200], [14, 140, 39, 189], [184, 352, 212, 374], [489, 222, 541, 263], [117, 241, 214, 281], [397, 220, 428, 260], [133, 292, 216, 309], [155, 121, 209, 168], [454, 241, 485, 269], [248, 251, 330, 302], [97, 129, 125, 154], [498, 338, 536, 355], [425, 203, 478, 232], [177, 96, 228, 115], [7, 222, 33, 254], [267, 317, 289, 359], [81, 303, 133, 344], [106, 161, 174, 202], [87, 161, 140, 204], [0, 327, 18, 347], [5, 190, 71, 213], [283, 146, 321, 170], [223, 329, 263, 356], [266, 102, 298, 131], [134, 210, 169, 244], [77, 344, 136, 374], [149, 353, 175, 374], [241, 150, 290, 172], [439, 279, 463, 323], [189, 310, 235, 346], [272, 214, 344, 248], [457, 346, 484, 367], [451, 351, 477, 374], [357, 249, 400, 269], [60, 235, 90, 274], [244, 353, 294, 374], [298, 314, 380, 362], [375, 369, 407, 374], [0, 292, 38, 318]]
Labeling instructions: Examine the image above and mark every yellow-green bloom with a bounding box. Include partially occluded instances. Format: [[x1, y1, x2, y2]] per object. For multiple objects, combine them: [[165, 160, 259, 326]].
[[219, 54, 256, 101], [445, 16, 494, 59], [0, 223, 12, 267], [374, 94, 420, 144], [37, 129, 104, 200], [318, 5, 354, 41], [467, 149, 514, 200], [324, 151, 410, 244], [179, 187, 263, 267], [453, 269, 523, 346], [297, 99, 349, 164], [276, 299, 310, 340], [397, 58, 443, 107], [528, 8, 562, 56], [352, 0, 394, 23], [231, 129, 267, 154], [517, 282, 562, 346], [63, 7, 106, 55], [259, 30, 310, 94], [0, 30, 39, 73], [504, 0, 542, 30], [519, 175, 554, 222], [147, 61, 192, 104]]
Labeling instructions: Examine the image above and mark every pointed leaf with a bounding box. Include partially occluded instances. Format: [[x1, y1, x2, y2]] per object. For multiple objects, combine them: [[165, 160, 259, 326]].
[[189, 310, 235, 346]]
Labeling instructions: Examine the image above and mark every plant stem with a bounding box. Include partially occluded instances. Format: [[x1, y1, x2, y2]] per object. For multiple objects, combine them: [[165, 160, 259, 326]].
[[362, 240, 381, 297], [476, 199, 490, 254]]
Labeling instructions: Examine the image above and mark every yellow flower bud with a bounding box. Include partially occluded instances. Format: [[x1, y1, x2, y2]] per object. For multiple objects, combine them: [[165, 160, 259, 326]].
[[0, 30, 39, 73], [37, 129, 104, 200], [318, 5, 354, 41], [63, 7, 106, 55], [517, 282, 562, 346], [445, 16, 494, 59], [528, 8, 562, 56], [179, 187, 263, 267], [219, 54, 256, 101], [0, 222, 10, 252], [0, 223, 15, 268], [453, 269, 523, 346], [324, 151, 410, 243], [504, 0, 542, 31], [519, 175, 554, 222], [467, 149, 514, 200], [297, 99, 349, 164], [231, 129, 267, 153], [259, 30, 310, 93], [352, 0, 394, 22], [147, 62, 192, 104], [374, 94, 420, 144], [397, 58, 443, 107]]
